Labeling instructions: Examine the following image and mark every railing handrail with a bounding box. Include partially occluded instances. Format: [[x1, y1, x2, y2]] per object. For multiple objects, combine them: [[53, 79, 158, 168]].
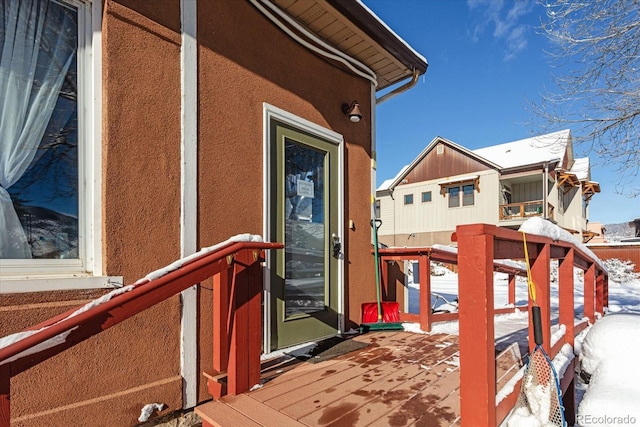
[[0, 239, 283, 373], [376, 246, 529, 277]]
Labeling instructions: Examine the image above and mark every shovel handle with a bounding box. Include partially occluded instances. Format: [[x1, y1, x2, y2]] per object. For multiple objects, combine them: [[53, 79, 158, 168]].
[[532, 306, 543, 346], [371, 219, 382, 230]]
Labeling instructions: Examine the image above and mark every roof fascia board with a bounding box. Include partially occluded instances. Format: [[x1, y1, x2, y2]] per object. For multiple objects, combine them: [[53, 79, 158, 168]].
[[324, 0, 427, 75]]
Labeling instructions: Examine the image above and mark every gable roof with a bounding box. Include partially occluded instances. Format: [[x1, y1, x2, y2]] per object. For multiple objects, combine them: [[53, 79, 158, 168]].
[[269, 0, 428, 90], [377, 136, 502, 191], [378, 130, 575, 192]]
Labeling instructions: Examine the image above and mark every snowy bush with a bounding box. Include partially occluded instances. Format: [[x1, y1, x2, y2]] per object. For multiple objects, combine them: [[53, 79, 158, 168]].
[[602, 258, 640, 284]]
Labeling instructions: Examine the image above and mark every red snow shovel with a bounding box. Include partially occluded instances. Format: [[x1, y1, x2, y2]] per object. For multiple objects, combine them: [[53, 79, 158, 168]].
[[360, 219, 402, 332]]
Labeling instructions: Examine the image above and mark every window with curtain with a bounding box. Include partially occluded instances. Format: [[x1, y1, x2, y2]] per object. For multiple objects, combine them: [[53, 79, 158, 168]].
[[1, 0, 79, 260]]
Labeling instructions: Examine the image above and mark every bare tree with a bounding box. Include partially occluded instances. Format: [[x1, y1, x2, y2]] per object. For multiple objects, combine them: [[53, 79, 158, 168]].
[[533, 0, 640, 197]]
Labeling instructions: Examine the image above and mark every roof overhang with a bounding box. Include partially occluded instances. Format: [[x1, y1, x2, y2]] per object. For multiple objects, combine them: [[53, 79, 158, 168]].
[[556, 171, 580, 192], [269, 0, 428, 90], [581, 180, 601, 201], [437, 175, 480, 195]]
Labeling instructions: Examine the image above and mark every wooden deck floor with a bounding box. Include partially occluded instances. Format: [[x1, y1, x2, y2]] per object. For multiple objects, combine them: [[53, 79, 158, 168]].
[[196, 331, 468, 427]]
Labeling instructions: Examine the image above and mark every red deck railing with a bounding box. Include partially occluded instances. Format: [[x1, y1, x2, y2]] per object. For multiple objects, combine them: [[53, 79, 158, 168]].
[[453, 223, 607, 426], [377, 246, 529, 332], [0, 238, 283, 427]]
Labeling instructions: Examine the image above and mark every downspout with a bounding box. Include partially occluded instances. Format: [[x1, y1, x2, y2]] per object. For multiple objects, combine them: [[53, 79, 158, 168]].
[[374, 68, 422, 249], [543, 162, 549, 219], [376, 69, 421, 105]]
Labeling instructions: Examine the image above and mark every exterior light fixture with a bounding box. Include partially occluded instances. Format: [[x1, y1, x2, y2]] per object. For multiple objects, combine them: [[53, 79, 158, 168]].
[[342, 101, 362, 123]]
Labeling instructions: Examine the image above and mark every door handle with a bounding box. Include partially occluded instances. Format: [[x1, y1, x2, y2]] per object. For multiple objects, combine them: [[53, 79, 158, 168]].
[[331, 233, 341, 258]]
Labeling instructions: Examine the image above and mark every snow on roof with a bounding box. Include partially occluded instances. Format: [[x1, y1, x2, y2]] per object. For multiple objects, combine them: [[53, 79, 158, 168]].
[[570, 157, 590, 181], [472, 129, 571, 169], [377, 164, 410, 191]]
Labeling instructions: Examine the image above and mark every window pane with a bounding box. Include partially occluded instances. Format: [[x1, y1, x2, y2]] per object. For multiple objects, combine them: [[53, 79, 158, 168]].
[[284, 139, 326, 316], [404, 194, 413, 205], [421, 191, 432, 203], [448, 187, 459, 208], [462, 184, 475, 206], [374, 200, 381, 219], [2, 1, 79, 259]]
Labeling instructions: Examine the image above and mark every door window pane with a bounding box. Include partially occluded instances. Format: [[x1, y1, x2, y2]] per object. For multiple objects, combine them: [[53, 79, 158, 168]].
[[284, 139, 326, 317]]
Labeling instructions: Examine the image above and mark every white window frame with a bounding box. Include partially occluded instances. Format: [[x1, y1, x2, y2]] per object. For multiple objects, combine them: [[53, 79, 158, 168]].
[[0, 0, 121, 293]]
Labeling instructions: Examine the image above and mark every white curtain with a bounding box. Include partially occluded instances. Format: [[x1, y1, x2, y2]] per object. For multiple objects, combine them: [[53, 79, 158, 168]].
[[0, 0, 75, 258]]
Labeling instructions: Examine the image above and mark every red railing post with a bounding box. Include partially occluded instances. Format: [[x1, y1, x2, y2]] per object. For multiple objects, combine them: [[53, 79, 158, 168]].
[[603, 274, 609, 309], [508, 274, 516, 306], [584, 264, 596, 323], [419, 254, 432, 332], [211, 260, 233, 398], [530, 242, 551, 354], [559, 249, 575, 347], [380, 257, 389, 300], [226, 250, 263, 396], [458, 225, 495, 427], [595, 271, 605, 316], [0, 364, 9, 427]]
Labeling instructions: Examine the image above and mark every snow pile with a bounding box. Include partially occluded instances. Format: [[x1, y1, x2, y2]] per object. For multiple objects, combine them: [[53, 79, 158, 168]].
[[138, 403, 165, 422], [577, 313, 640, 424], [602, 258, 640, 285]]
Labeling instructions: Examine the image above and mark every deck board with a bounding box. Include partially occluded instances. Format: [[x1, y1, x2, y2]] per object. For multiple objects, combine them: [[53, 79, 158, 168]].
[[196, 331, 524, 427]]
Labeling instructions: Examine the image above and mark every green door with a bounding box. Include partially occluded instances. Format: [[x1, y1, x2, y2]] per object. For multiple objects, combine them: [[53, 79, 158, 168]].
[[269, 122, 340, 351]]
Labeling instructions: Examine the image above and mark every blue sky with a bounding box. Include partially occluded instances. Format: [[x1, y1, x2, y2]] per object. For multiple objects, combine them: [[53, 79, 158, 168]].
[[363, 0, 638, 225]]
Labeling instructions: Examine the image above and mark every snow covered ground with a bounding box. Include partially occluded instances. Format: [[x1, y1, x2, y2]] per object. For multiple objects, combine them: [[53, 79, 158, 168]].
[[402, 251, 640, 427]]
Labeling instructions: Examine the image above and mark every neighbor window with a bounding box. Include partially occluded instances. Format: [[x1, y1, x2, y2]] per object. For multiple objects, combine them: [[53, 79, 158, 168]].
[[462, 184, 475, 206], [448, 183, 475, 207], [1, 0, 102, 285], [421, 191, 432, 203], [374, 199, 381, 219], [404, 194, 414, 205], [448, 187, 460, 208]]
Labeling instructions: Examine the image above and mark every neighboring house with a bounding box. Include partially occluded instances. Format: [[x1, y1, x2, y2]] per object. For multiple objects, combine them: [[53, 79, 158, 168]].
[[0, 1, 427, 425], [586, 221, 606, 243], [376, 130, 600, 247]]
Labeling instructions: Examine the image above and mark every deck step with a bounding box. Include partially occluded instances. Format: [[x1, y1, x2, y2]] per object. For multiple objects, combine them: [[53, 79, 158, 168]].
[[195, 395, 305, 427]]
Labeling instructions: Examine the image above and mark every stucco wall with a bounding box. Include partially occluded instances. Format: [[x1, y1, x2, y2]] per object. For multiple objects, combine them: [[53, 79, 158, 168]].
[[5, 1, 184, 426], [4, 0, 378, 424], [195, 2, 376, 401]]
